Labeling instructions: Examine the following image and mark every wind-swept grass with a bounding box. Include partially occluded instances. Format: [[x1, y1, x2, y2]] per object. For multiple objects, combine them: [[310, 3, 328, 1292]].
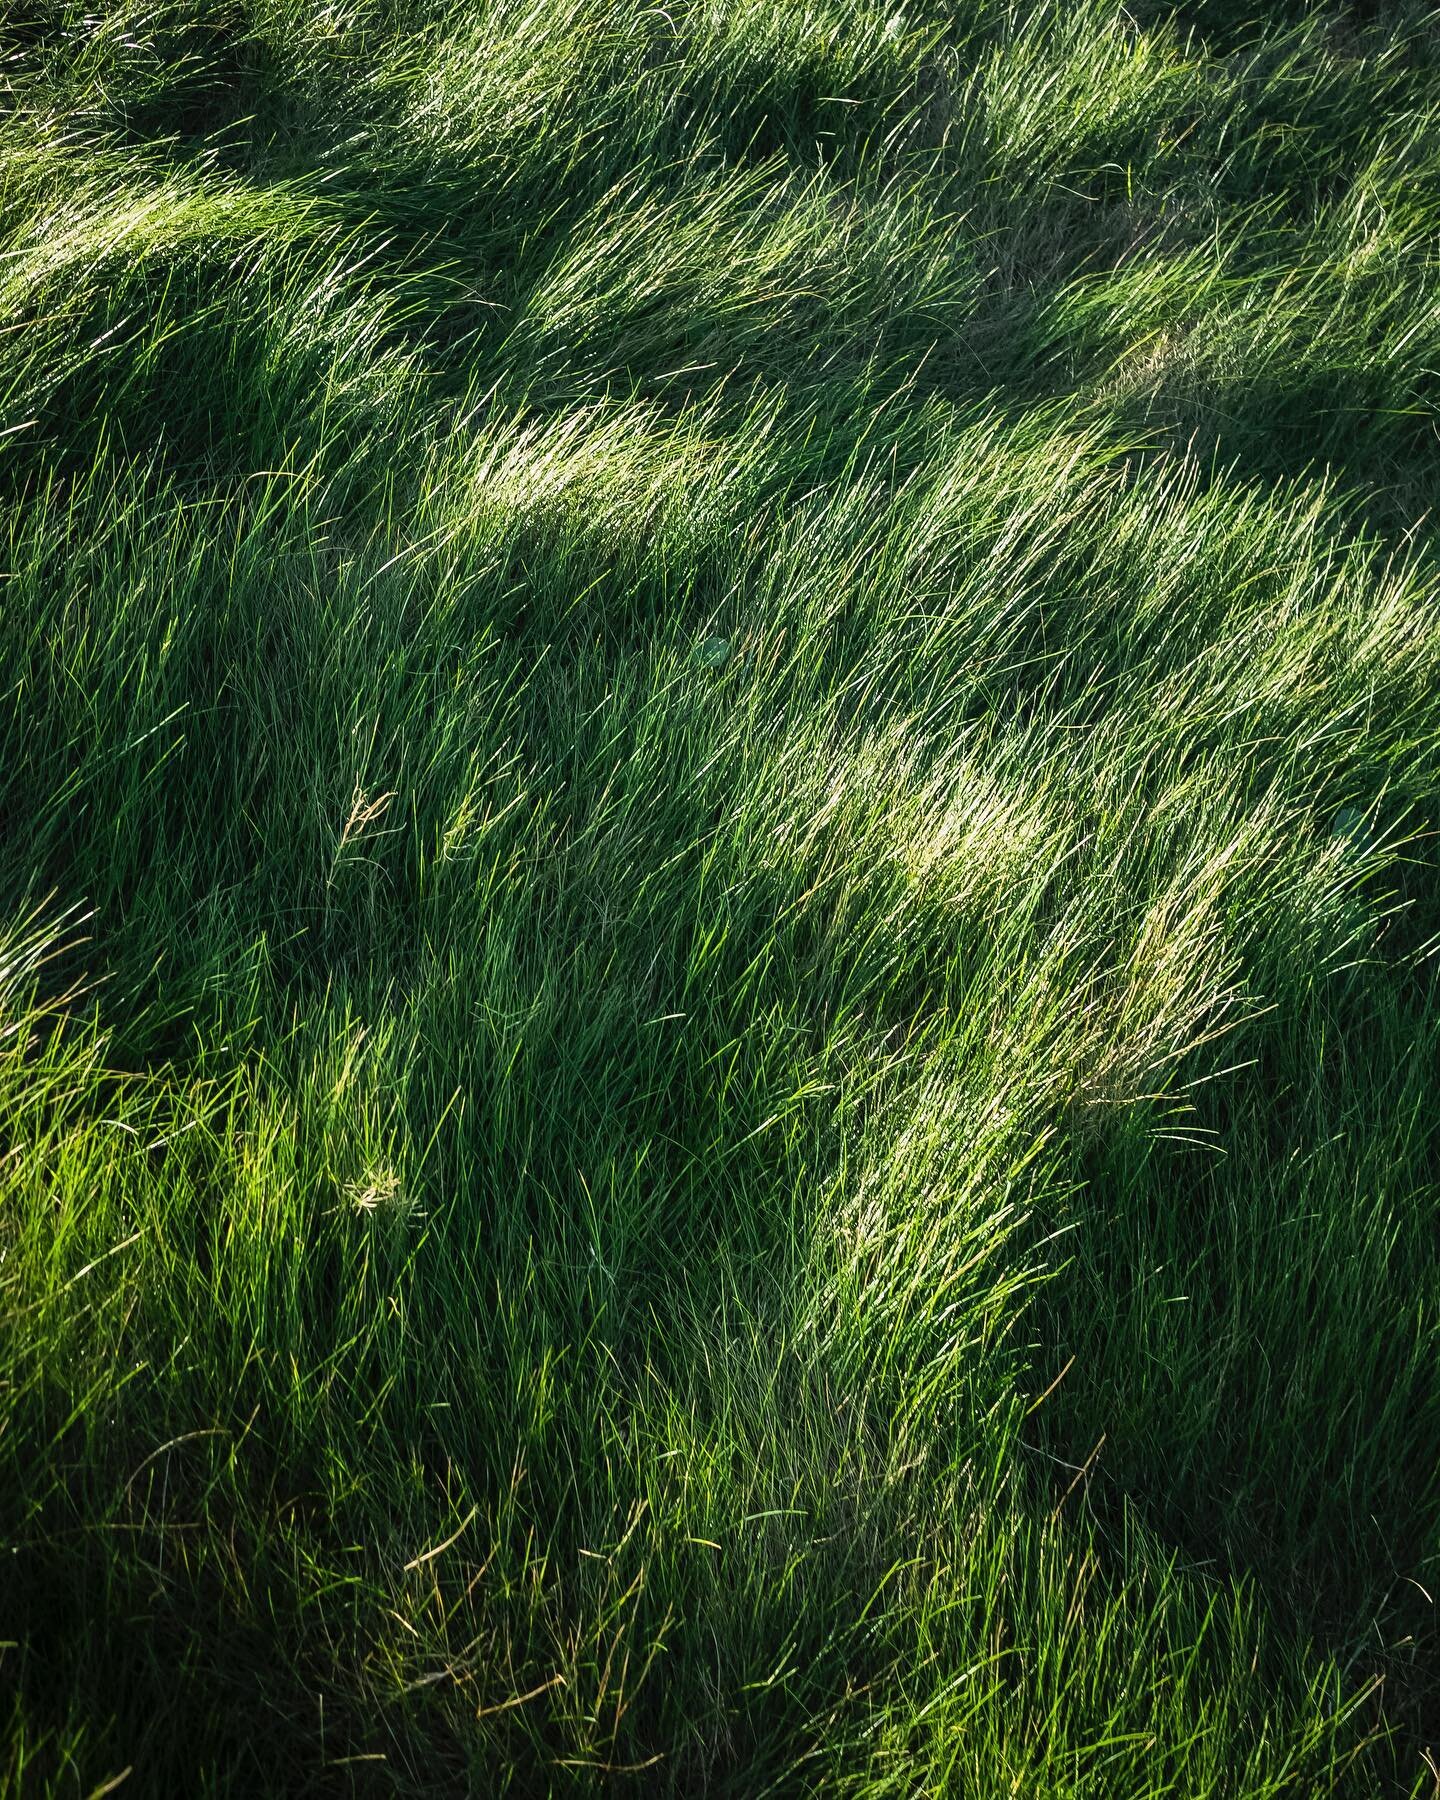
[[1, 1, 1438, 1793]]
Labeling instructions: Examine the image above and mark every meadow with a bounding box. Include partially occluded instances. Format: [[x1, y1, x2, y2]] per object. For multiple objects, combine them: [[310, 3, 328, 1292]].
[[1, 1, 1439, 1792]]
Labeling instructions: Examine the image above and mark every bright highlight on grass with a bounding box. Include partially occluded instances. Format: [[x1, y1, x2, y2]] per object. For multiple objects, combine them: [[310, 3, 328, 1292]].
[[1, 0, 1438, 1793]]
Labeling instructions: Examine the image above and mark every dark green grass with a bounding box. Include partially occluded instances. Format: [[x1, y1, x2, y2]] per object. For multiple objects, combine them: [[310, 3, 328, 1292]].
[[1, 1, 1439, 1793]]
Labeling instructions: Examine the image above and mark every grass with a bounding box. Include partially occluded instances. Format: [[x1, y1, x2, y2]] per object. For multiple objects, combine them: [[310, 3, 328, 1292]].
[[0, 0, 1438, 1792]]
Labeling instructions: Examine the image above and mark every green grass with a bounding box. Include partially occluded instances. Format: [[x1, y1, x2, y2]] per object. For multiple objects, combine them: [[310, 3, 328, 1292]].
[[1, 0, 1438, 1792]]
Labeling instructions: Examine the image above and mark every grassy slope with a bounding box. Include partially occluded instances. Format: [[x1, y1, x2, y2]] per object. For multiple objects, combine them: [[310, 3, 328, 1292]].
[[1, 0, 1438, 1792]]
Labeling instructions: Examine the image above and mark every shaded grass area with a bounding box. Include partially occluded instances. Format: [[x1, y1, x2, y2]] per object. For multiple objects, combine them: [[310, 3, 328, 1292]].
[[1, 1, 1438, 1792]]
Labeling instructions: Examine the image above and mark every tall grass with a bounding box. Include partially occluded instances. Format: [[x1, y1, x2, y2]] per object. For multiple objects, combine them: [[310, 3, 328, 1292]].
[[1, 1, 1438, 1792]]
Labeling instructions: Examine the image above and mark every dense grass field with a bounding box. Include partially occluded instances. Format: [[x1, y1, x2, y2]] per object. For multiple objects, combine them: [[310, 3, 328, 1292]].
[[2, 0, 1439, 1792]]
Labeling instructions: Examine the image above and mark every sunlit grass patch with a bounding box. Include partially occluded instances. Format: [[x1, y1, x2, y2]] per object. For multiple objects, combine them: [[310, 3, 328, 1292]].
[[1, 1, 1438, 1794]]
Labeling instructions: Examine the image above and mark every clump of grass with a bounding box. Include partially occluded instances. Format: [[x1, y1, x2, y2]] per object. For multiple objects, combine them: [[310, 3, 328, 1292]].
[[1, 1, 1438, 1793]]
